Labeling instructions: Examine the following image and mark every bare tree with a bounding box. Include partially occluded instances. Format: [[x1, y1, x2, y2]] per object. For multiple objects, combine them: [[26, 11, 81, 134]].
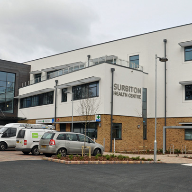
[[77, 96, 100, 156]]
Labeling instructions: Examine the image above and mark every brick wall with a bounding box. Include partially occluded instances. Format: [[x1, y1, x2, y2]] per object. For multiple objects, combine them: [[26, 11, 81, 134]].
[[19, 115, 192, 152]]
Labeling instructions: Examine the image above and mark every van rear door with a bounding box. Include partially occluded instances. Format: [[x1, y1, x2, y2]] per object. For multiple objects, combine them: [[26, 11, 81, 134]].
[[16, 130, 26, 148]]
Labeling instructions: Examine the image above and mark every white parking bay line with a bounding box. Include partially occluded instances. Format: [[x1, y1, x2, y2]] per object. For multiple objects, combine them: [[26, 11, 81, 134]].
[[182, 164, 192, 166]]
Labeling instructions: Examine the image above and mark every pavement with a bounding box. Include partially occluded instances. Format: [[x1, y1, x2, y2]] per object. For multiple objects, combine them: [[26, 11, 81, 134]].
[[103, 152, 192, 164], [1, 150, 192, 164]]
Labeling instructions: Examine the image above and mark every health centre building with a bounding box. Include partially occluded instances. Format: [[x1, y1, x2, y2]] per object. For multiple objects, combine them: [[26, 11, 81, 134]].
[[16, 23, 192, 152]]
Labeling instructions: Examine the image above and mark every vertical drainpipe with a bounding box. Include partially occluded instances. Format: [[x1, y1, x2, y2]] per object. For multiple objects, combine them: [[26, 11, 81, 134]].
[[110, 68, 115, 152], [163, 39, 167, 152], [87, 55, 90, 67], [54, 80, 58, 129]]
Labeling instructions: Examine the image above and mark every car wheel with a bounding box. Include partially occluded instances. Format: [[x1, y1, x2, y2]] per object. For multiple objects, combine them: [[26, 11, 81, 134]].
[[0, 142, 7, 151], [22, 151, 29, 155], [93, 148, 101, 156], [31, 146, 40, 155], [44, 153, 52, 157], [57, 148, 67, 157]]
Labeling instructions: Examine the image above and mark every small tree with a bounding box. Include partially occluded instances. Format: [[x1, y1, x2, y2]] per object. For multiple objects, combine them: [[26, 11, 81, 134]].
[[77, 96, 100, 156]]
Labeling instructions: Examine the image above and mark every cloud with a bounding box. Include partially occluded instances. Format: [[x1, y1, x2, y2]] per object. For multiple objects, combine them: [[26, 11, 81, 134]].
[[0, 0, 98, 62]]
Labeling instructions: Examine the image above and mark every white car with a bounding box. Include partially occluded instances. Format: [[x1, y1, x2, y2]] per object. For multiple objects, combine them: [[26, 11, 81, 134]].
[[0, 123, 27, 150]]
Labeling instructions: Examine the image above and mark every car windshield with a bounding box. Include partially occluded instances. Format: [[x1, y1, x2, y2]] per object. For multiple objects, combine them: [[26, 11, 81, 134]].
[[0, 127, 8, 133]]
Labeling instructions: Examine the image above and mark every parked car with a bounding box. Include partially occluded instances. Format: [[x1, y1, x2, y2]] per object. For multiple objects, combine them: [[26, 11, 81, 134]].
[[39, 132, 104, 157], [16, 128, 55, 155]]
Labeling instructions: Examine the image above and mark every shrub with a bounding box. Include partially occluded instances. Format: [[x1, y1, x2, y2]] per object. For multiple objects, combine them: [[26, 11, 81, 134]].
[[117, 155, 124, 160], [159, 148, 163, 153], [147, 149, 150, 153], [69, 155, 73, 161], [106, 155, 110, 160], [141, 157, 145, 161], [110, 154, 116, 158], [80, 156, 84, 160], [57, 153, 62, 159], [95, 155, 99, 160], [174, 149, 181, 154], [147, 158, 153, 161]]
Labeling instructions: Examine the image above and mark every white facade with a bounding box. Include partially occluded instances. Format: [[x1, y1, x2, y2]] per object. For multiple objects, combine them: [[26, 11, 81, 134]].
[[17, 24, 192, 120]]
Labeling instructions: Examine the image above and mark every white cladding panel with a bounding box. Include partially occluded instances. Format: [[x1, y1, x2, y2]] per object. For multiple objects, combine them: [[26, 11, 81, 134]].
[[20, 24, 192, 119]]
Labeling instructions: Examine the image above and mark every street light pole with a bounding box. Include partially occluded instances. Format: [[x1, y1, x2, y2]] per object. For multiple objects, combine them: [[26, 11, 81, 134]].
[[154, 54, 168, 162], [154, 55, 157, 162]]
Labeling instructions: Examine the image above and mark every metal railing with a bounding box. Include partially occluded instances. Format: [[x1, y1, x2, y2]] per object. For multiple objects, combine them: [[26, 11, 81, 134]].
[[21, 55, 143, 88]]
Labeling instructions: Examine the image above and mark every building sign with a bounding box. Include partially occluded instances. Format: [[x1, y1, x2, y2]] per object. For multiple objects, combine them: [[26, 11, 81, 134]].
[[95, 115, 101, 122], [113, 83, 141, 99], [36, 118, 54, 123]]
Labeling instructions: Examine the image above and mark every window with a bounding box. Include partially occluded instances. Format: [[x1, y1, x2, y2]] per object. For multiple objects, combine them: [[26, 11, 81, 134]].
[[57, 134, 66, 140], [185, 85, 192, 100], [20, 91, 54, 108], [72, 81, 99, 100], [34, 73, 41, 83], [185, 129, 192, 140], [0, 71, 15, 113], [47, 70, 57, 79], [2, 128, 16, 137], [112, 123, 122, 139], [129, 55, 139, 68], [65, 133, 77, 141], [185, 46, 192, 61], [61, 88, 67, 102], [73, 123, 97, 139]]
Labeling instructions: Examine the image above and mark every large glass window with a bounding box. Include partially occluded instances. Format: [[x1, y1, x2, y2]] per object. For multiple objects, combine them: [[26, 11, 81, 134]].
[[0, 71, 15, 113], [185, 85, 192, 100], [185, 129, 192, 140], [72, 81, 99, 100], [185, 46, 192, 61], [20, 91, 54, 108], [73, 123, 97, 139], [129, 55, 139, 68], [112, 123, 122, 139], [61, 88, 67, 102]]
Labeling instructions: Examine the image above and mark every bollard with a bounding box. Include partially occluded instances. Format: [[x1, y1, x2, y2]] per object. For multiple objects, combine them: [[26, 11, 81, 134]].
[[94, 138, 95, 142], [170, 146, 171, 154], [173, 145, 174, 154], [185, 145, 186, 154], [182, 145, 183, 154]]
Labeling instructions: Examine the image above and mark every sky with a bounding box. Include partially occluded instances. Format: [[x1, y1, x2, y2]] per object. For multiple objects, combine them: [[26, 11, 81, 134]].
[[0, 0, 192, 63]]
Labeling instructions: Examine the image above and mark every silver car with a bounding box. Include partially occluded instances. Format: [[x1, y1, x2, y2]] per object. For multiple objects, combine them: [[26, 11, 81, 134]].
[[39, 132, 104, 157]]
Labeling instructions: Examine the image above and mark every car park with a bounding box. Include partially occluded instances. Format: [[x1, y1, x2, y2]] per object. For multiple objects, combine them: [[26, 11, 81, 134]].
[[15, 125, 55, 155], [39, 132, 104, 157]]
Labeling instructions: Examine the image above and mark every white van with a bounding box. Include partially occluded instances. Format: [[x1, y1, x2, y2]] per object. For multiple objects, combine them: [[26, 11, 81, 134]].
[[16, 125, 55, 155], [0, 123, 27, 150]]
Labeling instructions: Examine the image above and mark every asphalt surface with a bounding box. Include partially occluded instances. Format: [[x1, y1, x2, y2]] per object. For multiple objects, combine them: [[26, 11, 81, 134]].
[[0, 160, 192, 192]]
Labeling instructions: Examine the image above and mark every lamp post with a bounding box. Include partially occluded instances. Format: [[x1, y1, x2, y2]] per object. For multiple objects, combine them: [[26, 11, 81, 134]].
[[154, 54, 168, 162], [66, 91, 74, 132]]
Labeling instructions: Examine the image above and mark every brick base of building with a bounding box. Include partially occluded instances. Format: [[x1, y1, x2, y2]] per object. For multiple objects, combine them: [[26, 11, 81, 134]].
[[19, 115, 192, 152]]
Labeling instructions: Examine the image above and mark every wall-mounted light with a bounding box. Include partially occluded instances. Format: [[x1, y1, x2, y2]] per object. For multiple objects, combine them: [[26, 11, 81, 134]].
[[137, 125, 140, 129], [99, 123, 101, 127]]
